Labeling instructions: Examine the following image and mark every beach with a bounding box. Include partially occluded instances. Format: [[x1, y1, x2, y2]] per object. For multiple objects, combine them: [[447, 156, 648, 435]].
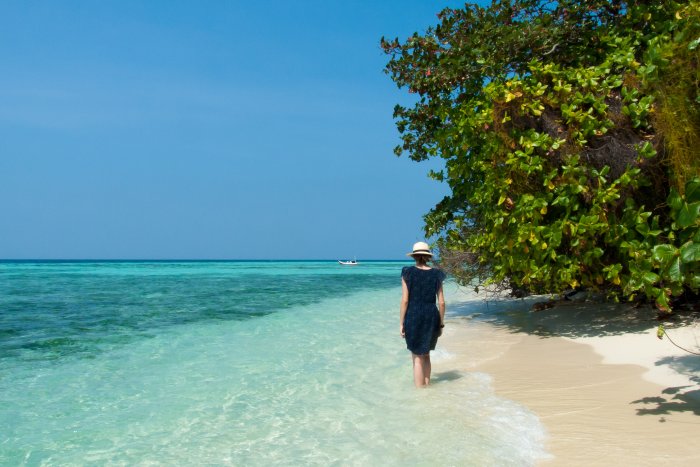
[[438, 289, 700, 466], [3, 260, 699, 465]]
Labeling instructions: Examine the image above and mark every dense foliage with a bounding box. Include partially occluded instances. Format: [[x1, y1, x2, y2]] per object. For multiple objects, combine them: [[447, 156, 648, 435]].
[[382, 0, 700, 310]]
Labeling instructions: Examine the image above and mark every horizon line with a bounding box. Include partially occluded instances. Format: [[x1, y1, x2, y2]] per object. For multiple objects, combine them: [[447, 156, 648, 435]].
[[0, 258, 413, 262]]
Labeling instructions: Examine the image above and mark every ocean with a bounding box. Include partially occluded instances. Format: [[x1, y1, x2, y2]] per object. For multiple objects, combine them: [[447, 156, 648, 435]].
[[0, 261, 547, 465]]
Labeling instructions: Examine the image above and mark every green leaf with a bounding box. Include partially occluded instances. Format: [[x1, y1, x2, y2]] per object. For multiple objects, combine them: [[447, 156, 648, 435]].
[[689, 37, 700, 51], [680, 242, 700, 263], [685, 179, 700, 204], [656, 290, 671, 312], [666, 257, 682, 283], [689, 274, 700, 290], [635, 222, 650, 236], [653, 244, 677, 265], [676, 201, 700, 228], [643, 271, 660, 285], [636, 141, 656, 158], [667, 189, 683, 212]]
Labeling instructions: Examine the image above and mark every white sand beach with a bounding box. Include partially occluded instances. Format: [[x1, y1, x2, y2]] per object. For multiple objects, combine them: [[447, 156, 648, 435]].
[[437, 290, 700, 466]]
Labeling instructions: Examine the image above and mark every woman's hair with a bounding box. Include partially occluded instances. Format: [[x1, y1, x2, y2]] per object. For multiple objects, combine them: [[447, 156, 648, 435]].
[[413, 254, 431, 266]]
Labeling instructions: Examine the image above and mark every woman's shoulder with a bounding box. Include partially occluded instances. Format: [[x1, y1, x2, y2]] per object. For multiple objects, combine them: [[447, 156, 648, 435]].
[[401, 265, 414, 276], [432, 267, 446, 281]]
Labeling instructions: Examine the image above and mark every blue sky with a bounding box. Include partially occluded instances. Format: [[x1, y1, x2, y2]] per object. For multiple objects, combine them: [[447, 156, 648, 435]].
[[0, 0, 469, 259]]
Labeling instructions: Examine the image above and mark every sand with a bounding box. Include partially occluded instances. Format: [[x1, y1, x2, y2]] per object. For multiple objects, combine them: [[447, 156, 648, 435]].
[[435, 299, 700, 466]]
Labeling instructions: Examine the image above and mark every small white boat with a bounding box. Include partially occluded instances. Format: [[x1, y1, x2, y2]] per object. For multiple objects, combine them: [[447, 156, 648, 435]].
[[338, 258, 359, 266]]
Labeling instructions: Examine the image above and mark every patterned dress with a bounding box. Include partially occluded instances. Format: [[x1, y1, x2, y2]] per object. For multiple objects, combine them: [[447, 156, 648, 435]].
[[402, 266, 446, 355]]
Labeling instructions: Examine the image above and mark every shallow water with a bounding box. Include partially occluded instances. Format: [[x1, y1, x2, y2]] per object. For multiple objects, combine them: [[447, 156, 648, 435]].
[[0, 261, 548, 465]]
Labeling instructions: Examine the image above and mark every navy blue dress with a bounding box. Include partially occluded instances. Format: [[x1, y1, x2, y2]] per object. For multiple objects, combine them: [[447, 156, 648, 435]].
[[402, 266, 446, 355]]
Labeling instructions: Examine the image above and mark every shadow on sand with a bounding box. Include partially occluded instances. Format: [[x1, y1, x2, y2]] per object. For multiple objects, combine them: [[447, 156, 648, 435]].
[[632, 387, 700, 419], [632, 356, 700, 418], [430, 370, 464, 384], [448, 291, 698, 339]]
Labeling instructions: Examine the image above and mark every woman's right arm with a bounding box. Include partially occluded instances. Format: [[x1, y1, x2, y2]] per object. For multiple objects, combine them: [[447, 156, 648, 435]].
[[400, 277, 409, 337], [437, 283, 446, 327]]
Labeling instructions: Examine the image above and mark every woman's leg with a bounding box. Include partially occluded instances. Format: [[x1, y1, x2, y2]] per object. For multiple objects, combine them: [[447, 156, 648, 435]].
[[412, 353, 429, 387], [424, 354, 431, 386]]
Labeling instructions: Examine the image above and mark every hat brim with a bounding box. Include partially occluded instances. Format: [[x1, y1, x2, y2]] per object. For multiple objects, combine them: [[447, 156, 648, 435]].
[[407, 251, 433, 257]]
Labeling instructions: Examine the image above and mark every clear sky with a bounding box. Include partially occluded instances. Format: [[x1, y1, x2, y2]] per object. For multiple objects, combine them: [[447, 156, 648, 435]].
[[0, 0, 468, 260]]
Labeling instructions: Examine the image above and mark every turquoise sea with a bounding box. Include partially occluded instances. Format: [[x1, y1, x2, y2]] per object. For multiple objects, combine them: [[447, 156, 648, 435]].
[[0, 261, 547, 465]]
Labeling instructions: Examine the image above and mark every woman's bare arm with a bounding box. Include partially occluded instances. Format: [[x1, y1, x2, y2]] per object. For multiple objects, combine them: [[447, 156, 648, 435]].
[[437, 284, 445, 326], [400, 277, 409, 337]]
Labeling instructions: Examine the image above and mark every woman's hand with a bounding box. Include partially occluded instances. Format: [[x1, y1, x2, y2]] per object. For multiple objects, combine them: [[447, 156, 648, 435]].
[[400, 324, 405, 338]]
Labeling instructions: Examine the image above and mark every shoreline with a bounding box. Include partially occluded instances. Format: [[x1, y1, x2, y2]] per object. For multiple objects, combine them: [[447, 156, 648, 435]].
[[436, 311, 700, 466]]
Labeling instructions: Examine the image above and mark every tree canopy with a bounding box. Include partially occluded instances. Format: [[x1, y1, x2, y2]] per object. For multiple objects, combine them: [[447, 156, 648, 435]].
[[383, 0, 700, 311]]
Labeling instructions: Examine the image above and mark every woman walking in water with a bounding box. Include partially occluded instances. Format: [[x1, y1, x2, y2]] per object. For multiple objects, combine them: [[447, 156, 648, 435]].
[[400, 242, 446, 387]]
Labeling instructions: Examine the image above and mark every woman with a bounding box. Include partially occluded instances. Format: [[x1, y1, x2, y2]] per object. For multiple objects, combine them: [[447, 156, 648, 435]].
[[400, 241, 446, 387]]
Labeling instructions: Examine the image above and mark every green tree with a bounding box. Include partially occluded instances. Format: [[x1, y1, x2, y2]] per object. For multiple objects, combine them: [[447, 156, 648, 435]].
[[382, 0, 700, 311]]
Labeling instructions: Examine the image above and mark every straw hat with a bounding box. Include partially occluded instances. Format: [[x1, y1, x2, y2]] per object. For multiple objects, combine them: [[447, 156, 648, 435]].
[[407, 241, 433, 257]]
